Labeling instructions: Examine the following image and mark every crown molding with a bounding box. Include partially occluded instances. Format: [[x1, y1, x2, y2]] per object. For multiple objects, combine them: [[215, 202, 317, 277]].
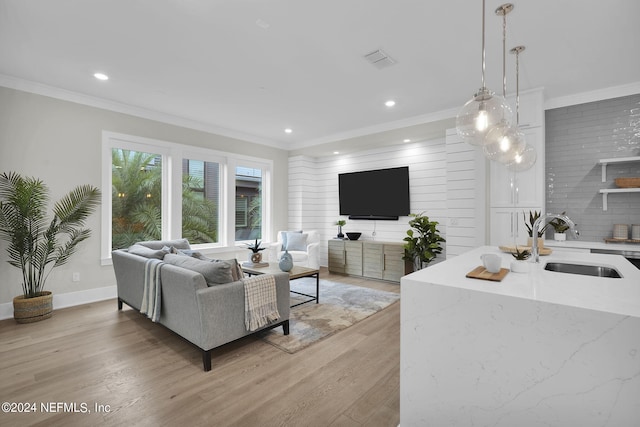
[[544, 82, 640, 110], [291, 107, 459, 150], [4, 74, 637, 153], [0, 74, 290, 150]]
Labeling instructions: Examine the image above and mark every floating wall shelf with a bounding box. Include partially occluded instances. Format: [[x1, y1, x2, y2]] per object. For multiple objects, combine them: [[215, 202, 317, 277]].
[[597, 156, 640, 210], [599, 188, 640, 211], [598, 156, 640, 182]]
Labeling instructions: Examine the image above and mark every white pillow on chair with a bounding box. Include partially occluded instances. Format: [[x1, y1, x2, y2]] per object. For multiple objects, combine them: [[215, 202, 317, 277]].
[[280, 230, 302, 248], [285, 232, 308, 251]]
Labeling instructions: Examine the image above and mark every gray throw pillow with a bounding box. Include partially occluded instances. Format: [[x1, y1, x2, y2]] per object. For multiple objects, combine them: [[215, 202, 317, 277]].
[[137, 239, 191, 250], [193, 254, 243, 281], [128, 244, 169, 260], [163, 246, 202, 258], [163, 254, 234, 285], [286, 232, 308, 251]]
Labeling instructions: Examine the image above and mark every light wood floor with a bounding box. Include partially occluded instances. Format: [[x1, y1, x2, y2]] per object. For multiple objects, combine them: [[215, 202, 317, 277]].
[[0, 269, 400, 427]]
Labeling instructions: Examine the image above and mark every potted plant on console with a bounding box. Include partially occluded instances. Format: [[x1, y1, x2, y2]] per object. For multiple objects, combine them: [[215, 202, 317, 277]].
[[0, 172, 101, 323], [402, 212, 445, 271], [334, 219, 346, 239]]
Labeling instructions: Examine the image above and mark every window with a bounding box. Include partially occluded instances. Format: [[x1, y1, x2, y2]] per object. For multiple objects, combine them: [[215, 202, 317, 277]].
[[235, 166, 262, 242], [111, 148, 163, 250], [102, 132, 272, 262], [182, 159, 220, 244]]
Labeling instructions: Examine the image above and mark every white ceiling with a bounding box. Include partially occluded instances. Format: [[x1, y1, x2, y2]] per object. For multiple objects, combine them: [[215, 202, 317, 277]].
[[1, 0, 639, 155]]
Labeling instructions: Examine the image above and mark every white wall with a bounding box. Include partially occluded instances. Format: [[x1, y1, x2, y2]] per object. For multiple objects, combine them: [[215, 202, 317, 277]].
[[445, 129, 487, 257], [288, 138, 448, 267], [0, 87, 290, 315]]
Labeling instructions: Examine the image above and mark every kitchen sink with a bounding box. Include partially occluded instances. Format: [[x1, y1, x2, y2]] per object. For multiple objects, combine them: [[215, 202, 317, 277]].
[[544, 262, 621, 278]]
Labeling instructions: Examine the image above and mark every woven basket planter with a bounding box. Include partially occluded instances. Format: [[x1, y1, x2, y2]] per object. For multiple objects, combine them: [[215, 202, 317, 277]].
[[13, 291, 53, 323]]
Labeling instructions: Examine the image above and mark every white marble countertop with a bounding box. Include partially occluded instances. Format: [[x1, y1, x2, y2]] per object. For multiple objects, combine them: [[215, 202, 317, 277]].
[[404, 246, 640, 318], [544, 239, 640, 253]]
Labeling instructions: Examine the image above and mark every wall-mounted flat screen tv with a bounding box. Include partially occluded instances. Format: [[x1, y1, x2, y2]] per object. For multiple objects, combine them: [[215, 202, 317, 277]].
[[338, 166, 410, 220]]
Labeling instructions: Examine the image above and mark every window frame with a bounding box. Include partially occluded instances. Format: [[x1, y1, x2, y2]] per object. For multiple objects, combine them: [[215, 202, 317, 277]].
[[101, 131, 272, 264], [231, 159, 270, 243]]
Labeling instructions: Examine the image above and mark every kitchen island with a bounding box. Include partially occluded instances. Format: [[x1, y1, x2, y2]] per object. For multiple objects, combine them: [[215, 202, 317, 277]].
[[400, 246, 640, 426]]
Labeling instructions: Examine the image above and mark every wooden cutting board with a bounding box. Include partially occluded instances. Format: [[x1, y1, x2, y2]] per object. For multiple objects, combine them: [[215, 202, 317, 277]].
[[466, 266, 510, 282]]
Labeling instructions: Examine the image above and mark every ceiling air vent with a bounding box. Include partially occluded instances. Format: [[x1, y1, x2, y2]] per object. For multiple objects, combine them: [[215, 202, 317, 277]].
[[364, 49, 396, 69]]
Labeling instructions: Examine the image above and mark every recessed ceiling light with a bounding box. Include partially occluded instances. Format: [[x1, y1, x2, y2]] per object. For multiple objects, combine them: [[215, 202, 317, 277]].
[[385, 100, 396, 107], [403, 139, 411, 143], [284, 128, 293, 134], [256, 19, 270, 29], [333, 151, 340, 155], [94, 72, 109, 81]]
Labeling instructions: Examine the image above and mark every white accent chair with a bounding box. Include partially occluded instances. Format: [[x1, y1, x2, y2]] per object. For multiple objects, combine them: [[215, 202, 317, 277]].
[[268, 230, 320, 269]]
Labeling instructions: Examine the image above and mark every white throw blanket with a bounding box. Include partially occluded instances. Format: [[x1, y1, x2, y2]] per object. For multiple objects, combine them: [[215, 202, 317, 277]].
[[141, 258, 163, 322], [243, 274, 280, 331]]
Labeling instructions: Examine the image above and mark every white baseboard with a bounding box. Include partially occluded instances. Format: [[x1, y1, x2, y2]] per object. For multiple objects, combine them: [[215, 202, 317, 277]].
[[0, 286, 117, 321]]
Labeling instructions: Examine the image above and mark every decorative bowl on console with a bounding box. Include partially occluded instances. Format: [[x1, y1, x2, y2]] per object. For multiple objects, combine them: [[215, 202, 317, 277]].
[[346, 232, 362, 241]]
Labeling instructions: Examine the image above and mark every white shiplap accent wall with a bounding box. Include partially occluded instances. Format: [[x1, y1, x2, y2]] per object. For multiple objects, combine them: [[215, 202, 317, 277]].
[[445, 128, 487, 258], [289, 138, 448, 267], [287, 155, 316, 230]]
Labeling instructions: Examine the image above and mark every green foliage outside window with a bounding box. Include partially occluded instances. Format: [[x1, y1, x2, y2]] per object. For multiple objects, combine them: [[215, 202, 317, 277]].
[[111, 149, 218, 249]]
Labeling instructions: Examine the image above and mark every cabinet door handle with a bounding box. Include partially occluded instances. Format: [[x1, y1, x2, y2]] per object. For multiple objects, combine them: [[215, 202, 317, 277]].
[[510, 212, 514, 237], [510, 179, 514, 205]]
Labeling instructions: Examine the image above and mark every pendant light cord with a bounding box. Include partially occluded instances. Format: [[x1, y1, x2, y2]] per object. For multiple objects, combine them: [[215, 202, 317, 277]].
[[501, 13, 507, 97], [511, 45, 525, 126], [481, 0, 486, 89], [515, 49, 520, 125]]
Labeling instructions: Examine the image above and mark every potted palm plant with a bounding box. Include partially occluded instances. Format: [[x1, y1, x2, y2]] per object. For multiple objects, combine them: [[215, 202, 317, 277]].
[[402, 212, 446, 271], [0, 172, 101, 323]]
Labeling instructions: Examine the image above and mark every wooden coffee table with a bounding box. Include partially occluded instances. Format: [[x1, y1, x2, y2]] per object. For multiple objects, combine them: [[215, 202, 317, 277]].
[[241, 263, 320, 308]]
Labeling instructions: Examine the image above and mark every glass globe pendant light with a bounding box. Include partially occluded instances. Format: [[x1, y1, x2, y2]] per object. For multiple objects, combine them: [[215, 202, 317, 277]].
[[483, 3, 525, 162], [506, 45, 537, 172], [456, 0, 513, 146], [506, 141, 536, 172]]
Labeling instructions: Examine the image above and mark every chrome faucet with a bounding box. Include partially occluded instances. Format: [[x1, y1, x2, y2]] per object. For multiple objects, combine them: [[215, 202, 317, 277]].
[[531, 213, 579, 263]]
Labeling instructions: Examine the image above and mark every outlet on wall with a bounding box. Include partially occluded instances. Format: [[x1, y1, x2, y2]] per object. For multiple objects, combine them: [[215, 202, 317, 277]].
[[72, 272, 80, 282]]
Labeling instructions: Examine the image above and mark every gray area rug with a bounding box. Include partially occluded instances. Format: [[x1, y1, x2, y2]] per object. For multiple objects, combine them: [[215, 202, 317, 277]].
[[259, 278, 400, 354]]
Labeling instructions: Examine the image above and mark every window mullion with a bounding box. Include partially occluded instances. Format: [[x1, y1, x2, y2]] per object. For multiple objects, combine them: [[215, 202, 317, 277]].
[[167, 149, 182, 240]]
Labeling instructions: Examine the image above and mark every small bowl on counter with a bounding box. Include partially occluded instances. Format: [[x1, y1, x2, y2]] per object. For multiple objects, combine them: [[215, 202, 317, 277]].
[[346, 232, 362, 241]]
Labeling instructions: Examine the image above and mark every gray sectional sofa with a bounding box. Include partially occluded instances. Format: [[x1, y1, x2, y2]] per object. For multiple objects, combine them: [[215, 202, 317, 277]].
[[111, 239, 290, 371]]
